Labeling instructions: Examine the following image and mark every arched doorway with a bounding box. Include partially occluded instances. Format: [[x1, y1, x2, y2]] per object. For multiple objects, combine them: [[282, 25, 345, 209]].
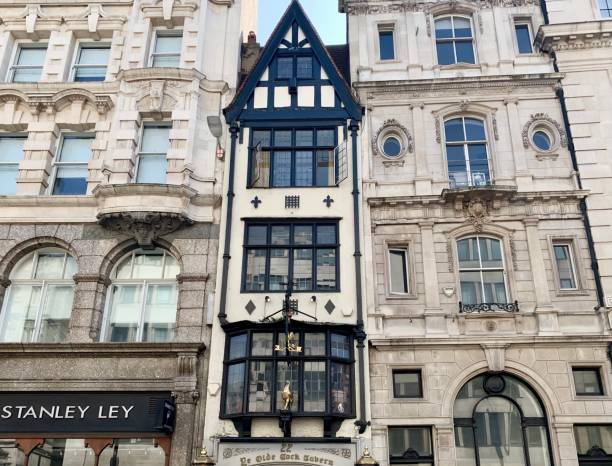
[[454, 373, 553, 466]]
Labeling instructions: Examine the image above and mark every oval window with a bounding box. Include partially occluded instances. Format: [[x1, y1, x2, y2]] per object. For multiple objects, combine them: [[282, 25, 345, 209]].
[[533, 130, 552, 151], [383, 136, 402, 157]]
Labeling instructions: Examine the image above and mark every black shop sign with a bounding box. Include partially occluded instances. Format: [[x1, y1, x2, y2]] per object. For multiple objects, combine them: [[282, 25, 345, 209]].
[[0, 392, 175, 434]]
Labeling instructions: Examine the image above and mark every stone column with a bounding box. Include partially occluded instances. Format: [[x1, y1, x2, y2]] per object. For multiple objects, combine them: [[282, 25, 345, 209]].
[[170, 390, 198, 466], [420, 221, 446, 334], [16, 121, 58, 195], [412, 103, 432, 195], [552, 423, 579, 466], [176, 273, 209, 342], [505, 98, 533, 190], [69, 273, 110, 343], [523, 218, 560, 335]]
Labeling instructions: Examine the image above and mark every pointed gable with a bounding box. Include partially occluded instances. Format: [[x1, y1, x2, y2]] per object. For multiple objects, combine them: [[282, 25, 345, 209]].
[[224, 0, 362, 123]]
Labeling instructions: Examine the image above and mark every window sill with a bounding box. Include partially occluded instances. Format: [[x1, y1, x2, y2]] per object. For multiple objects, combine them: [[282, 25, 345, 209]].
[[384, 293, 418, 301], [555, 289, 589, 297]]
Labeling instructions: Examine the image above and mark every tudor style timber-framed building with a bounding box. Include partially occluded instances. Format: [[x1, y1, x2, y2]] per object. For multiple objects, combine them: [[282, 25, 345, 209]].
[[342, 0, 612, 466], [0, 0, 256, 465], [201, 2, 371, 464]]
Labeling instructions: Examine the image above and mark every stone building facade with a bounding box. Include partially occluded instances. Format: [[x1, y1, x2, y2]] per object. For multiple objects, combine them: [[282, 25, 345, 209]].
[[342, 0, 612, 466], [0, 0, 252, 464]]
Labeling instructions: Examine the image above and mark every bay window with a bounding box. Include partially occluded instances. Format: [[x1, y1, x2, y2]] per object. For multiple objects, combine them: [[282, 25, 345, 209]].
[[150, 31, 182, 68], [0, 249, 76, 343], [51, 134, 93, 195], [222, 327, 354, 418], [136, 124, 170, 184], [243, 221, 339, 292], [101, 249, 179, 343], [249, 128, 347, 188], [0, 135, 25, 195]]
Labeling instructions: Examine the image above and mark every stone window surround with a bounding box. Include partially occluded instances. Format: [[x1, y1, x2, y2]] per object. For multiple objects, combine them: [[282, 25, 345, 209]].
[[386, 364, 427, 403], [447, 224, 516, 309], [568, 361, 611, 401], [511, 14, 539, 58], [374, 20, 399, 65], [433, 103, 499, 188], [147, 27, 184, 68], [382, 237, 418, 301], [0, 236, 207, 344], [546, 235, 589, 297]]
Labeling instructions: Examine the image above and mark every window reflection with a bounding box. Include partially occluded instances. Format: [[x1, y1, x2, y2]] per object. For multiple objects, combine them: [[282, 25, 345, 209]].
[[98, 440, 165, 466]]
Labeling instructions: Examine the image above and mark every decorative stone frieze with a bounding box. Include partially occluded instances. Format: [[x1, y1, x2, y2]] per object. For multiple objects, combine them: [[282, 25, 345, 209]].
[[341, 0, 538, 15]]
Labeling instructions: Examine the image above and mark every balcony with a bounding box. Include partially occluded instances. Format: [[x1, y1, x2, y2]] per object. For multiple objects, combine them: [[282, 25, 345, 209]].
[[449, 170, 491, 189], [459, 301, 520, 313]]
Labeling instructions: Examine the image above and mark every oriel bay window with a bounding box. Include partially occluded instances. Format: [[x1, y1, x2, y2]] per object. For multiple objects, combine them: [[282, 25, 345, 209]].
[[243, 221, 339, 292], [249, 128, 347, 188], [222, 327, 354, 419], [0, 249, 76, 343]]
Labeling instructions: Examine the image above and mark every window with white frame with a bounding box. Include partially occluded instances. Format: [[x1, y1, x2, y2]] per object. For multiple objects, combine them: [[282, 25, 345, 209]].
[[514, 20, 533, 54], [0, 135, 26, 195], [102, 249, 179, 343], [435, 16, 475, 65], [457, 236, 508, 306], [388, 247, 410, 295], [600, 0, 612, 17], [445, 117, 491, 187], [0, 249, 76, 343], [51, 134, 93, 195], [9, 44, 47, 83], [72, 44, 110, 82], [553, 241, 578, 290], [150, 31, 182, 68], [136, 124, 170, 183]]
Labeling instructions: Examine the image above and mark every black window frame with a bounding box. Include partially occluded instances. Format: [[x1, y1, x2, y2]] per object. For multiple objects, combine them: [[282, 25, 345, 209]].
[[392, 369, 423, 399], [388, 426, 434, 465], [575, 424, 612, 465], [573, 367, 605, 396], [248, 127, 339, 188], [220, 324, 356, 420], [242, 219, 340, 293], [274, 52, 315, 81]]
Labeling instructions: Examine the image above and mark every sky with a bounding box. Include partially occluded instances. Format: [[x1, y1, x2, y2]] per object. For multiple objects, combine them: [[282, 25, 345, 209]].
[[257, 0, 347, 46]]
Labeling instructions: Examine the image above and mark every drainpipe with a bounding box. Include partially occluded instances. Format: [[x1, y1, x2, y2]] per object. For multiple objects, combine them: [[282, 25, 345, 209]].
[[217, 122, 239, 324], [539, 0, 606, 308], [350, 119, 369, 434]]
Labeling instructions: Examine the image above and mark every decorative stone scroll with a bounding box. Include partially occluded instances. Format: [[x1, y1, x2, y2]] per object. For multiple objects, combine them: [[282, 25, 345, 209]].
[[97, 211, 193, 248]]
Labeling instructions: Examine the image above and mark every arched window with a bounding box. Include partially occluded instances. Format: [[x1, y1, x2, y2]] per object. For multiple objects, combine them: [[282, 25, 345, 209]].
[[454, 373, 553, 466], [435, 16, 476, 65], [0, 248, 76, 343], [445, 117, 490, 188], [457, 236, 508, 308], [102, 249, 179, 343]]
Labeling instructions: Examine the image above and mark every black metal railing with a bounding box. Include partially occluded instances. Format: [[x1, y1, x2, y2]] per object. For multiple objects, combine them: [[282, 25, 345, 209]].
[[459, 301, 519, 314]]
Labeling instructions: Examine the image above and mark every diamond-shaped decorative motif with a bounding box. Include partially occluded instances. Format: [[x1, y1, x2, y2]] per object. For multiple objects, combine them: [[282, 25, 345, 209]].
[[245, 300, 256, 315], [324, 300, 335, 315]]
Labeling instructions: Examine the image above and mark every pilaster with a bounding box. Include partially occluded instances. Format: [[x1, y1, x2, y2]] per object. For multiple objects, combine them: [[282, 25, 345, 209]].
[[420, 220, 446, 335], [505, 98, 533, 190], [16, 121, 58, 195], [412, 102, 432, 195], [69, 273, 110, 343]]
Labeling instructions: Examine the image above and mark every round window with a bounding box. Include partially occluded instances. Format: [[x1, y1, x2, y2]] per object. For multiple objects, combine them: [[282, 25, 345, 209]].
[[382, 136, 402, 157], [532, 130, 552, 151]]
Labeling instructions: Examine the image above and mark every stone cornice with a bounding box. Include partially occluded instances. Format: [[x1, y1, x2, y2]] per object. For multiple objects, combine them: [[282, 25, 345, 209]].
[[369, 335, 612, 348], [0, 342, 206, 356], [340, 0, 537, 15], [355, 73, 563, 94], [117, 68, 229, 93], [537, 21, 612, 53]]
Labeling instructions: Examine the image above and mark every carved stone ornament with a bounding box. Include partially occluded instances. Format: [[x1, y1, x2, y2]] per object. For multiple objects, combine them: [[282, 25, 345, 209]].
[[97, 211, 193, 248], [481, 344, 509, 372], [371, 119, 414, 158], [342, 0, 537, 15], [463, 197, 490, 232], [522, 113, 567, 150]]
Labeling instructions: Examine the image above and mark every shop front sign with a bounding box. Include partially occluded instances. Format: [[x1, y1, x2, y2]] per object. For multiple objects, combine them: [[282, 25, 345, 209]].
[[218, 442, 356, 466], [0, 392, 175, 434]]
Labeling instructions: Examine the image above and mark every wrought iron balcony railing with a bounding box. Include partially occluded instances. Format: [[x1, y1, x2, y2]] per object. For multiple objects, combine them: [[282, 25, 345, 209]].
[[459, 301, 519, 314]]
